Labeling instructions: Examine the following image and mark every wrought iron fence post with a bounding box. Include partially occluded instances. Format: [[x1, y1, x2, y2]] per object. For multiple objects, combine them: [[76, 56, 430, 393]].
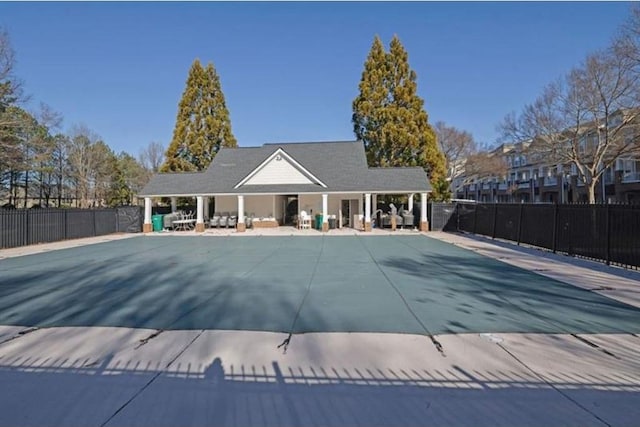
[[473, 204, 478, 234], [552, 203, 558, 254], [64, 209, 68, 240], [517, 203, 524, 245], [606, 203, 611, 266], [567, 205, 573, 256], [24, 209, 29, 247], [492, 203, 498, 239]]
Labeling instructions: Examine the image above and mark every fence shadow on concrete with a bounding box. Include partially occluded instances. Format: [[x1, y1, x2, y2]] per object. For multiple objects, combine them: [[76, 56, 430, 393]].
[[0, 348, 638, 427]]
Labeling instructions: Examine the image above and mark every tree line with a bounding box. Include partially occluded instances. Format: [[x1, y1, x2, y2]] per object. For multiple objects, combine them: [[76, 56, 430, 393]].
[[0, 28, 164, 209]]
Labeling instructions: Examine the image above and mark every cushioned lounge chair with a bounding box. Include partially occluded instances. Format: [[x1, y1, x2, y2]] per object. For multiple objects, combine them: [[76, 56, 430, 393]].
[[401, 211, 414, 229], [228, 212, 237, 228], [210, 212, 221, 228], [164, 212, 179, 229], [219, 212, 229, 228]]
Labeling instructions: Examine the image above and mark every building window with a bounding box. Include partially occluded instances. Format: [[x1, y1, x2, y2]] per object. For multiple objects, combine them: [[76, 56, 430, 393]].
[[622, 158, 640, 182]]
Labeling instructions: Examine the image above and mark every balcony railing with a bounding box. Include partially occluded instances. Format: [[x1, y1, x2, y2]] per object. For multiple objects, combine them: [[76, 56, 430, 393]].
[[468, 184, 476, 191], [482, 183, 491, 190], [622, 171, 640, 183], [498, 183, 508, 190], [544, 176, 558, 186], [518, 180, 530, 189]]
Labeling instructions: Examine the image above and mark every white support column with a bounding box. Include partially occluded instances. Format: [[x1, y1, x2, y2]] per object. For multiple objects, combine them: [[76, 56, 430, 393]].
[[236, 194, 247, 231], [196, 196, 204, 232], [364, 193, 371, 232], [408, 194, 414, 213], [196, 196, 203, 222], [143, 197, 152, 232], [420, 192, 428, 232], [321, 194, 328, 231], [171, 197, 177, 213]]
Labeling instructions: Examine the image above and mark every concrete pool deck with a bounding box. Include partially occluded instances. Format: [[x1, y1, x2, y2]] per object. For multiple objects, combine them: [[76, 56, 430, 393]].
[[427, 231, 640, 309], [1, 327, 638, 427], [0, 232, 639, 426]]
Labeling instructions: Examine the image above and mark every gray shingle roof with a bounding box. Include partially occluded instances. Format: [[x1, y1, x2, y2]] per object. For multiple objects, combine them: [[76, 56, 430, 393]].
[[139, 140, 432, 196], [365, 168, 435, 192]]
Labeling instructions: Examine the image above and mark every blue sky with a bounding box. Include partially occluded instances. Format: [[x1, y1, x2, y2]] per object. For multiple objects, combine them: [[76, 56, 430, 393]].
[[0, 2, 633, 156]]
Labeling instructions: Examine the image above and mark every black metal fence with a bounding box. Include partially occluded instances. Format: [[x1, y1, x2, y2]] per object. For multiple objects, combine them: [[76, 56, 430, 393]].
[[454, 202, 640, 269], [0, 206, 143, 249], [428, 203, 458, 231]]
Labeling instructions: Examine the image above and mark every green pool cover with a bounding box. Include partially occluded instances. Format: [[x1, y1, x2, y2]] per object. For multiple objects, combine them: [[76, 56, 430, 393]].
[[0, 235, 638, 335]]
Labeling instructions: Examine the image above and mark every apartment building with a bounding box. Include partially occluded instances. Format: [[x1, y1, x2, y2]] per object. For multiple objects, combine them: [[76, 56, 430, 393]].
[[453, 141, 640, 204]]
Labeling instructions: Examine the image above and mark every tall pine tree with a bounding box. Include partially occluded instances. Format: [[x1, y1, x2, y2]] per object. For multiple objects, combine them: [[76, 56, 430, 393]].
[[162, 59, 237, 172], [353, 35, 448, 200]]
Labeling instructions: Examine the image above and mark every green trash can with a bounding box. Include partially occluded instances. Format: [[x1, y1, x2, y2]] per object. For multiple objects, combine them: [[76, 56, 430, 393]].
[[151, 214, 164, 232], [315, 214, 323, 230]]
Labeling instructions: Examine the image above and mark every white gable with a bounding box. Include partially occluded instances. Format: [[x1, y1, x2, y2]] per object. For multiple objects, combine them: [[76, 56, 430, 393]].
[[243, 153, 315, 185]]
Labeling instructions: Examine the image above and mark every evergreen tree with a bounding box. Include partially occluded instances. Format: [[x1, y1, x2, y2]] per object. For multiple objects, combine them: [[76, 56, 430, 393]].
[[107, 157, 129, 207], [162, 59, 237, 172], [352, 36, 388, 166], [108, 152, 149, 206], [353, 35, 448, 200]]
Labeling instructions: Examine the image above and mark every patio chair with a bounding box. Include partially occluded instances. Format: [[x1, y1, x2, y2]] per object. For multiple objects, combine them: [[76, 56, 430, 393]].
[[228, 213, 237, 228], [163, 212, 178, 229], [245, 213, 253, 229], [299, 210, 312, 229], [210, 212, 221, 228], [401, 210, 414, 229], [219, 212, 229, 228]]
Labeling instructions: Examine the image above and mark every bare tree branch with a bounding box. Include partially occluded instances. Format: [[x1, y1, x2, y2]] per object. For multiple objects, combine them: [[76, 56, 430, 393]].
[[139, 141, 165, 173], [434, 121, 477, 183], [0, 27, 26, 110], [499, 47, 640, 203]]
